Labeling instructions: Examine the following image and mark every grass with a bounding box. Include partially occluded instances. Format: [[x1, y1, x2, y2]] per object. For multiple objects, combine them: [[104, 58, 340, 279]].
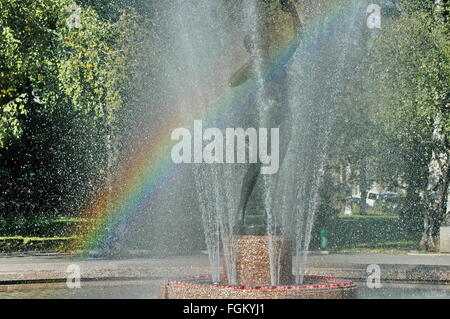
[[0, 236, 76, 252], [225, 209, 421, 253], [334, 239, 419, 253], [0, 236, 72, 241], [338, 213, 399, 219], [51, 217, 88, 223], [311, 211, 421, 253], [0, 216, 89, 237], [335, 247, 415, 254], [0, 211, 423, 254], [0, 216, 86, 252]]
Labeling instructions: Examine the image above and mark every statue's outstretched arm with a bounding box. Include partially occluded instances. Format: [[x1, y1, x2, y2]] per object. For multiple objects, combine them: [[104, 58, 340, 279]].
[[229, 59, 253, 87]]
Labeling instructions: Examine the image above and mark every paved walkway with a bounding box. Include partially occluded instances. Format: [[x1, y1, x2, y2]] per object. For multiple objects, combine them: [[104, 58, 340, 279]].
[[0, 252, 449, 283], [306, 252, 450, 282], [308, 252, 450, 266]]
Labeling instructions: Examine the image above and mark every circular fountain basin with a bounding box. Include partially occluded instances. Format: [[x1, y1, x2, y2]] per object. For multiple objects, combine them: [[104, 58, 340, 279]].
[[161, 276, 357, 299]]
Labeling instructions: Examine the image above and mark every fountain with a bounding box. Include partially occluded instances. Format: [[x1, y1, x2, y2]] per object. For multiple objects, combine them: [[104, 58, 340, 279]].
[[1, 0, 448, 302], [157, 0, 365, 299]]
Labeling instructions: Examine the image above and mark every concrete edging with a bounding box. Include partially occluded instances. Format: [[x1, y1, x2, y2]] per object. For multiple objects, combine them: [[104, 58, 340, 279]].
[[306, 263, 450, 283]]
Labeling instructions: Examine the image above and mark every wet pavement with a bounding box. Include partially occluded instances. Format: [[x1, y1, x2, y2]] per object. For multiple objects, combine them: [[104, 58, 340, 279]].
[[0, 252, 449, 298], [0, 280, 449, 299]]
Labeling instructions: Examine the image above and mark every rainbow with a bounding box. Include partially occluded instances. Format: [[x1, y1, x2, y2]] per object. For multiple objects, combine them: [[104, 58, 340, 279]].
[[70, 0, 356, 252]]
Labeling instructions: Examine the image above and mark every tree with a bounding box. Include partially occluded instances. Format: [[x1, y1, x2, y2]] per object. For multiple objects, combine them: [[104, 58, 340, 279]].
[[0, 0, 139, 219], [365, 0, 449, 250], [326, 1, 380, 216]]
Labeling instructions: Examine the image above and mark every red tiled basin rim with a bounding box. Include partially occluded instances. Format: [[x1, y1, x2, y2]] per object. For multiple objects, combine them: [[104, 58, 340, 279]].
[[166, 275, 355, 291]]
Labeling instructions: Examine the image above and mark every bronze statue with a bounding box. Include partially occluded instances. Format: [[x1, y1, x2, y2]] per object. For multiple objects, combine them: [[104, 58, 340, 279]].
[[230, 0, 302, 234]]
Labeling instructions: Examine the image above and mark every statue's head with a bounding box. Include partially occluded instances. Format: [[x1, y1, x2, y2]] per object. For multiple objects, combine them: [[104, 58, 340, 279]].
[[244, 0, 299, 59], [243, 34, 256, 54], [243, 33, 269, 58]]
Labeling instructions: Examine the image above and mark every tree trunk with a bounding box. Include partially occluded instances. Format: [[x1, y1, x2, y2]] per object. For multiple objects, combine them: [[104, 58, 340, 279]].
[[358, 164, 368, 215], [400, 182, 422, 231], [420, 114, 450, 251]]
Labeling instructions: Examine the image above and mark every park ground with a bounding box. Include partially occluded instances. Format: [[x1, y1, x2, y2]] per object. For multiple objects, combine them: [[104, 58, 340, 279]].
[[0, 251, 449, 299], [0, 210, 449, 298], [1, 209, 448, 288], [0, 209, 423, 254]]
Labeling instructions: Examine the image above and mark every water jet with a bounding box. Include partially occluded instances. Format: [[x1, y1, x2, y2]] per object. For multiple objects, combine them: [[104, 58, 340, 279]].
[[161, 234, 356, 299], [161, 0, 361, 299]]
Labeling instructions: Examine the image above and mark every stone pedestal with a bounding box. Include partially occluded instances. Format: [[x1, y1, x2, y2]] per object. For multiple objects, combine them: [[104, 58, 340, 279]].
[[440, 226, 450, 253], [161, 236, 357, 298], [222, 235, 293, 286]]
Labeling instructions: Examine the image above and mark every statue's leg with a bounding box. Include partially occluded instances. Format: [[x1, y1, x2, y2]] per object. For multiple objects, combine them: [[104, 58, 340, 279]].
[[278, 78, 291, 168], [235, 67, 291, 232], [238, 162, 261, 223], [268, 68, 291, 167]]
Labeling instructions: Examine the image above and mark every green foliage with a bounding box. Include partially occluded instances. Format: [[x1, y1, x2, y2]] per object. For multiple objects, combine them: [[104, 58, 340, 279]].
[[323, 0, 449, 236], [364, 9, 449, 188], [77, 0, 140, 21], [310, 215, 421, 251], [396, 0, 446, 16], [367, 12, 449, 131], [0, 0, 139, 219], [0, 0, 137, 147]]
